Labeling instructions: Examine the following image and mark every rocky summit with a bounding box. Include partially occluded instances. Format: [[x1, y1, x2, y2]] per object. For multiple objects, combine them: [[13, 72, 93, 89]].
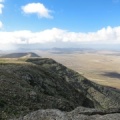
[[0, 58, 120, 119]]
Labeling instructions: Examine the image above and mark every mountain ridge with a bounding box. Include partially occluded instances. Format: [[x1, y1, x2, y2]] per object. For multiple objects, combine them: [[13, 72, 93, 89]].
[[0, 57, 120, 119], [0, 52, 40, 58]]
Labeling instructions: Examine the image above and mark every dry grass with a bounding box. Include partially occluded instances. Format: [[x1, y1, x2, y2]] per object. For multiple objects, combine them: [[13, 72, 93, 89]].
[[0, 58, 32, 65], [35, 50, 120, 89]]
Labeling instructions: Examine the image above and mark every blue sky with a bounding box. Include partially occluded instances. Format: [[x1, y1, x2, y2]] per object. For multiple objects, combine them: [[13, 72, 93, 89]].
[[0, 0, 120, 48], [1, 0, 120, 32]]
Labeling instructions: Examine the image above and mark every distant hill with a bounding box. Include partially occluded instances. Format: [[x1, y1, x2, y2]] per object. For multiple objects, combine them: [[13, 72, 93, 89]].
[[50, 47, 96, 54], [0, 52, 40, 58]]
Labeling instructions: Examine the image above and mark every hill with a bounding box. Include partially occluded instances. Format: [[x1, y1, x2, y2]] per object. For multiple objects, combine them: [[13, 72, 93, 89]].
[[0, 52, 40, 58], [0, 58, 120, 119]]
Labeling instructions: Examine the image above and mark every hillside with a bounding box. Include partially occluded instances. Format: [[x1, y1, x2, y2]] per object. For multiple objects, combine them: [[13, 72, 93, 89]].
[[0, 52, 40, 58], [0, 58, 120, 119], [36, 50, 120, 89]]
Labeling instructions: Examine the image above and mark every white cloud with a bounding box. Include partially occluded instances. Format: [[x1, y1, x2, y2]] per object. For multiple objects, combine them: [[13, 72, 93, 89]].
[[0, 0, 4, 2], [22, 3, 53, 18], [0, 26, 120, 44], [0, 21, 3, 28], [0, 4, 4, 14]]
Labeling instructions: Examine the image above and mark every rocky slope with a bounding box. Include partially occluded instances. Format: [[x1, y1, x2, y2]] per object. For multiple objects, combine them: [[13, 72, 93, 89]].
[[26, 58, 120, 109], [0, 58, 120, 119]]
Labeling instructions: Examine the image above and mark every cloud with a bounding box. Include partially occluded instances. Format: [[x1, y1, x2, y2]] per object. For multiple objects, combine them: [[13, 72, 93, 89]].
[[0, 4, 4, 14], [22, 3, 53, 18], [0, 0, 4, 2], [0, 26, 120, 44], [0, 21, 3, 28]]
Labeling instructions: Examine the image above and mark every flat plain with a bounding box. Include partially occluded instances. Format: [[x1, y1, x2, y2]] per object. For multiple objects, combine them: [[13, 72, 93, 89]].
[[35, 50, 120, 89]]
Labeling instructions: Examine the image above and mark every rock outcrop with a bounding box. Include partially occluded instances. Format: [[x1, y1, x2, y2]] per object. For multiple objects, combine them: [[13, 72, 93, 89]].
[[12, 107, 120, 120]]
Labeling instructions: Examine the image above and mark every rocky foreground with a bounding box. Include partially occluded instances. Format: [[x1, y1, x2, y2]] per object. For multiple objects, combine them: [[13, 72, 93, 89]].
[[12, 107, 120, 120], [0, 57, 120, 119]]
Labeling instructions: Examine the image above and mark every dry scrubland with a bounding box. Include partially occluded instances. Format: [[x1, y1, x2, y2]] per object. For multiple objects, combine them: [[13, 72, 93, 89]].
[[36, 50, 120, 89]]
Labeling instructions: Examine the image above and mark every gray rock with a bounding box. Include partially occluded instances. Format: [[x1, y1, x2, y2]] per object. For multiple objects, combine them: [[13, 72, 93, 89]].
[[12, 107, 120, 120]]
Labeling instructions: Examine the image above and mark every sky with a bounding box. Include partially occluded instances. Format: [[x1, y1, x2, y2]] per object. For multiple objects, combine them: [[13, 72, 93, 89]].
[[0, 0, 120, 49]]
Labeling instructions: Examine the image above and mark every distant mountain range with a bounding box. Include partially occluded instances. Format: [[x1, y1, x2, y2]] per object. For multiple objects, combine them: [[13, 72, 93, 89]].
[[1, 43, 120, 51]]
